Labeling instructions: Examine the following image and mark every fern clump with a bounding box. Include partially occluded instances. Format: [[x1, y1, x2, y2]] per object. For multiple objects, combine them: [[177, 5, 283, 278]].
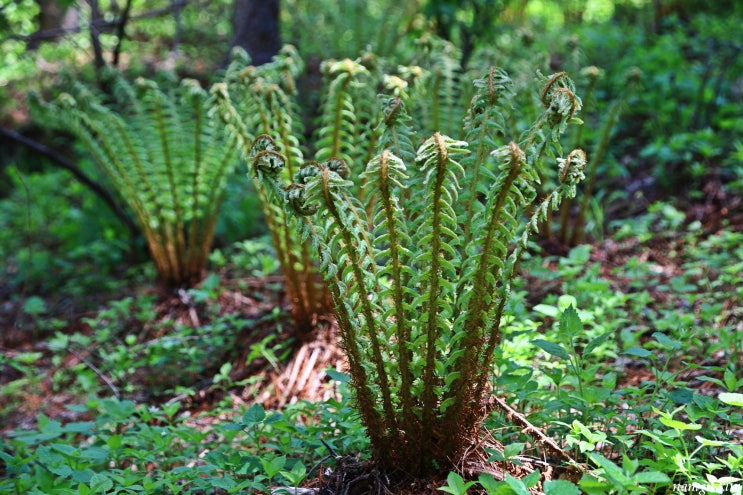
[[252, 69, 586, 475], [29, 73, 238, 289], [251, 66, 587, 477], [213, 40, 484, 336]]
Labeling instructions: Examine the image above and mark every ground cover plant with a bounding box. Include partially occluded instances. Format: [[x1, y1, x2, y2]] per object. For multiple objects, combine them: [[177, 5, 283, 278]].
[[1, 1, 742, 494]]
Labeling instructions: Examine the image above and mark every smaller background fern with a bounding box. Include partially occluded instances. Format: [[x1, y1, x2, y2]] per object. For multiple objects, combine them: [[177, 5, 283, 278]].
[[213, 48, 332, 338], [29, 72, 238, 289]]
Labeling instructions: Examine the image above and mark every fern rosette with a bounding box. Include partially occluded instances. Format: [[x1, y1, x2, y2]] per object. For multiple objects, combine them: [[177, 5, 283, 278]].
[[250, 64, 588, 478]]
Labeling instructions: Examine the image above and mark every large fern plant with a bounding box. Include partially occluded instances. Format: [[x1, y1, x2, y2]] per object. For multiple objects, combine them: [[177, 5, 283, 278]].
[[29, 73, 238, 289], [250, 68, 587, 477]]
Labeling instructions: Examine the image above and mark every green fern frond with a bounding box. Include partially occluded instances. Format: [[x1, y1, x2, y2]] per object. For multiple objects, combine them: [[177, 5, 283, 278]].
[[360, 150, 416, 435], [411, 133, 468, 457], [313, 58, 375, 168], [285, 158, 398, 454], [412, 37, 469, 138], [376, 96, 418, 165], [460, 67, 514, 242]]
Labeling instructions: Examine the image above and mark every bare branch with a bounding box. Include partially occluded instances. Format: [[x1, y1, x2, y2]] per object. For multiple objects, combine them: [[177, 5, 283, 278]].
[[4, 0, 195, 45], [87, 0, 106, 70], [0, 125, 139, 238]]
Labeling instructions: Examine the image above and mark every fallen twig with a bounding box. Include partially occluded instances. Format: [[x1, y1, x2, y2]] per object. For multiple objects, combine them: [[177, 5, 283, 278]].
[[67, 347, 121, 400]]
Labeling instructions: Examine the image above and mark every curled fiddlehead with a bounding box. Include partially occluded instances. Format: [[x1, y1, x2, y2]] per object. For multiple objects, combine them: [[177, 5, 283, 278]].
[[540, 70, 583, 139]]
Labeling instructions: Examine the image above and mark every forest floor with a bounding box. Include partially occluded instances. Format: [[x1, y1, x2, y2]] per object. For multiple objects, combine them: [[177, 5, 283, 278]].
[[1, 183, 741, 442]]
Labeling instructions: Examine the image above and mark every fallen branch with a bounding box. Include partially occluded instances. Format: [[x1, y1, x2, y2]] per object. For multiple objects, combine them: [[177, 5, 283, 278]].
[[0, 125, 139, 238], [67, 347, 121, 400], [492, 395, 585, 477]]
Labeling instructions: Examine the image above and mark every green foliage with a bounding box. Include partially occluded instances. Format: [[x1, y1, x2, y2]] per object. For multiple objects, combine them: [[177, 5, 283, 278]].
[[437, 470, 547, 495], [494, 221, 743, 489], [438, 471, 478, 495], [423, 0, 511, 67], [5, 5, 743, 494], [281, 0, 421, 59], [578, 13, 743, 196], [0, 166, 131, 297], [45, 280, 255, 398], [0, 393, 367, 495], [251, 65, 586, 476], [28, 72, 239, 289], [0, 0, 39, 86], [211, 36, 530, 337], [580, 452, 671, 494]]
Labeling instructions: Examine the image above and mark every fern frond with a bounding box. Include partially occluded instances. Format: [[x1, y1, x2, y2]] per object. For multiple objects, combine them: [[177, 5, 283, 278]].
[[444, 142, 530, 436], [313, 58, 371, 167], [522, 71, 584, 165], [460, 67, 514, 242], [412, 133, 468, 459], [298, 161, 399, 454], [248, 148, 390, 456], [211, 82, 255, 161], [375, 96, 417, 165], [218, 48, 336, 337], [360, 150, 416, 434]]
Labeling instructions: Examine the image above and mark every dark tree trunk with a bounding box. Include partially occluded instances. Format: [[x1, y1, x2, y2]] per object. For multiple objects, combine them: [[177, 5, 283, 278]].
[[87, 0, 107, 71], [230, 0, 280, 66]]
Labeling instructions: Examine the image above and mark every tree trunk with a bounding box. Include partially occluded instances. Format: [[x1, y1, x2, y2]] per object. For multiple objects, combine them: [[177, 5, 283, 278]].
[[230, 0, 280, 66]]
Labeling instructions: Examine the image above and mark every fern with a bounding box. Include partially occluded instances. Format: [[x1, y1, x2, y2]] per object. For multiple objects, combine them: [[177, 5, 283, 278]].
[[212, 47, 331, 338], [213, 48, 392, 336], [251, 64, 588, 477], [376, 96, 417, 165], [28, 73, 238, 289]]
